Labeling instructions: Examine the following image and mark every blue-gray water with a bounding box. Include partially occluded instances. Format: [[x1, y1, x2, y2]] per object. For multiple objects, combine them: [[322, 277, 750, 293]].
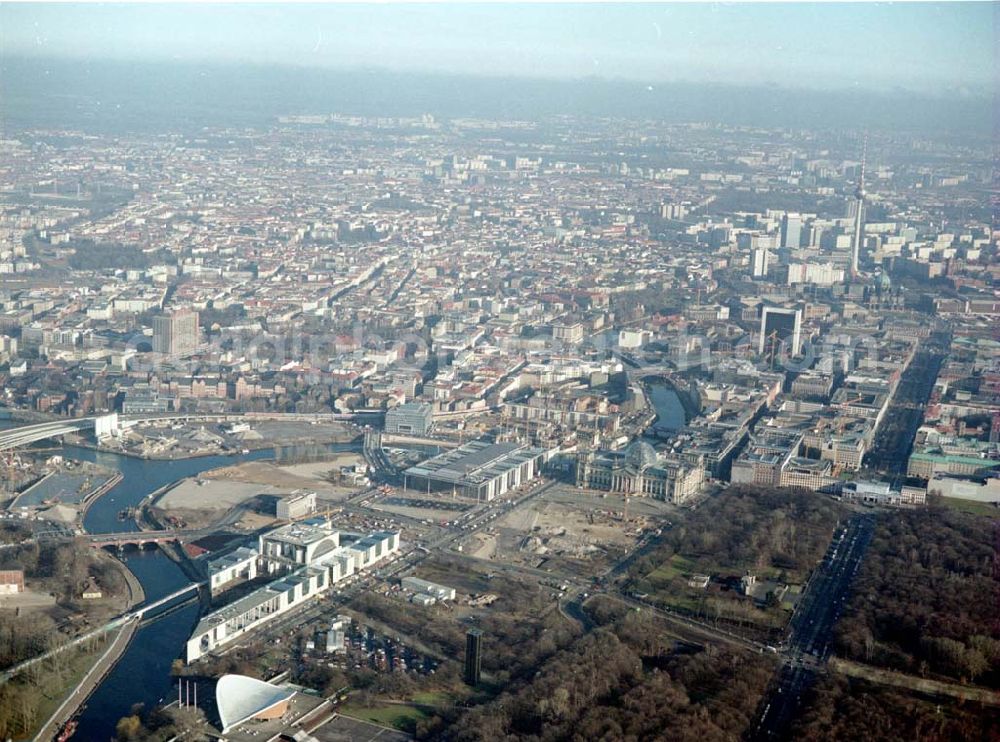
[[645, 380, 688, 434], [71, 445, 274, 740], [0, 433, 358, 740]]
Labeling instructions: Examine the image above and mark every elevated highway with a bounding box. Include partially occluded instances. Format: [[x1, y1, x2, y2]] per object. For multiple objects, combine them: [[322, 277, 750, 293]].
[[0, 418, 96, 451]]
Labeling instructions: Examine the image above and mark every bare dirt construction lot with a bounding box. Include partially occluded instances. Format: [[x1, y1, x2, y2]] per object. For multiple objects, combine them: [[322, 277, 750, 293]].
[[159, 478, 282, 511], [155, 477, 287, 529], [204, 453, 365, 494], [277, 453, 367, 496], [154, 454, 368, 528], [253, 420, 359, 445], [463, 485, 675, 572]]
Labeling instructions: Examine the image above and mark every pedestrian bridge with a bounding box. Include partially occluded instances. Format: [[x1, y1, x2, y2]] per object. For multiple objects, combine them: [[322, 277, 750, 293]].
[[0, 582, 204, 683], [131, 582, 204, 620]]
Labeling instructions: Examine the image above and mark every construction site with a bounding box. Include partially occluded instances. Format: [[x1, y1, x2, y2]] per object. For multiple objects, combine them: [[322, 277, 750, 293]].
[[148, 452, 370, 531], [458, 483, 675, 573]]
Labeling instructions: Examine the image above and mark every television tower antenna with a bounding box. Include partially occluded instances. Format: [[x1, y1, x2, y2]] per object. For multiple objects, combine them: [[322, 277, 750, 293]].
[[850, 135, 868, 278]]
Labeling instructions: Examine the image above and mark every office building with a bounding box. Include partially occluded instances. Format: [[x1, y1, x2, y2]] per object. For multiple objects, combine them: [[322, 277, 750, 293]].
[[784, 262, 845, 287], [780, 213, 802, 248], [731, 430, 803, 486], [276, 491, 317, 520], [403, 439, 551, 501], [551, 317, 585, 345], [751, 247, 769, 278], [464, 629, 482, 686], [758, 306, 802, 357], [385, 402, 434, 435], [660, 202, 688, 220], [153, 308, 199, 356], [122, 388, 170, 415], [187, 522, 400, 662]]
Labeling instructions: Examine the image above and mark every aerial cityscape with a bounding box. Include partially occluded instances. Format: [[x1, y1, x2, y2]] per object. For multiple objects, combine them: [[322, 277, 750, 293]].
[[0, 3, 996, 741]]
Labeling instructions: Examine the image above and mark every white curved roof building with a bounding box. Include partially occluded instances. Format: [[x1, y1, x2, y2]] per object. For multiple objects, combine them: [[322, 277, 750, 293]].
[[216, 674, 295, 732]]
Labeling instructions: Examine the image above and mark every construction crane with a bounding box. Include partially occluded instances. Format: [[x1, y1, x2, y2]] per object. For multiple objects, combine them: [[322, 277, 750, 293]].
[[766, 330, 780, 370]]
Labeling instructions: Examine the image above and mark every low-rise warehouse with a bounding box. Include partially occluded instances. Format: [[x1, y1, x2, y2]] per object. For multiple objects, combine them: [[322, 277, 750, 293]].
[[401, 575, 456, 602]]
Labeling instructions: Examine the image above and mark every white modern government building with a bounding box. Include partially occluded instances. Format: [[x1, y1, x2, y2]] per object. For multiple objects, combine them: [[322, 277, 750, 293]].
[[403, 439, 552, 501], [187, 520, 400, 663]]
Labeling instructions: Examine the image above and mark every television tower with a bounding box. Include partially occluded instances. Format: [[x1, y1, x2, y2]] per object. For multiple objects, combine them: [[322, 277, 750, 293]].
[[850, 136, 868, 277]]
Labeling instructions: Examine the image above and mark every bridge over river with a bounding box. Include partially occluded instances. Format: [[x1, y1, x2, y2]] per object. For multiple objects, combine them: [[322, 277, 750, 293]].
[[0, 581, 204, 684], [84, 527, 240, 549], [0, 410, 379, 451]]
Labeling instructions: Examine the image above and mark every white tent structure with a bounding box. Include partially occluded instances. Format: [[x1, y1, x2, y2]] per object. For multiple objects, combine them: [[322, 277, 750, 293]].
[[216, 674, 295, 732]]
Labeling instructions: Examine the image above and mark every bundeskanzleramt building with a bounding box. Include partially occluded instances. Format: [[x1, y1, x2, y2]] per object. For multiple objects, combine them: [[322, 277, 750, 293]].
[[187, 521, 400, 663], [575, 440, 705, 504], [207, 547, 258, 595]]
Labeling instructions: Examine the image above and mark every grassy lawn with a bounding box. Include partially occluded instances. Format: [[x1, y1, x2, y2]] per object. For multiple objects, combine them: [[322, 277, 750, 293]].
[[415, 561, 492, 595], [939, 497, 999, 518], [339, 688, 469, 733], [410, 690, 452, 705], [339, 702, 431, 732], [653, 593, 704, 614], [647, 554, 697, 583]]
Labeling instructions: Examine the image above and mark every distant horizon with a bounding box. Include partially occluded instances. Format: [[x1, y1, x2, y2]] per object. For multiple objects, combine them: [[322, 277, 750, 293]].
[[2, 54, 993, 138], [4, 50, 994, 103], [1, 3, 992, 97]]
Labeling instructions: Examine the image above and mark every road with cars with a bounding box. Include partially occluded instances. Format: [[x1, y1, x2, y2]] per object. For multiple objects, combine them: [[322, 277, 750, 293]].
[[863, 332, 949, 486], [749, 512, 876, 740]]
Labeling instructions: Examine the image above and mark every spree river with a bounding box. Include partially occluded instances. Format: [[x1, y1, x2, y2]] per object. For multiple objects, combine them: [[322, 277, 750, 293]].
[[21, 439, 358, 740], [644, 379, 689, 435]]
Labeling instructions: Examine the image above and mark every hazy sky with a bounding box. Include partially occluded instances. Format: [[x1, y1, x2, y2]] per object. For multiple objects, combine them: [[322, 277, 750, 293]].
[[2, 3, 993, 95]]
